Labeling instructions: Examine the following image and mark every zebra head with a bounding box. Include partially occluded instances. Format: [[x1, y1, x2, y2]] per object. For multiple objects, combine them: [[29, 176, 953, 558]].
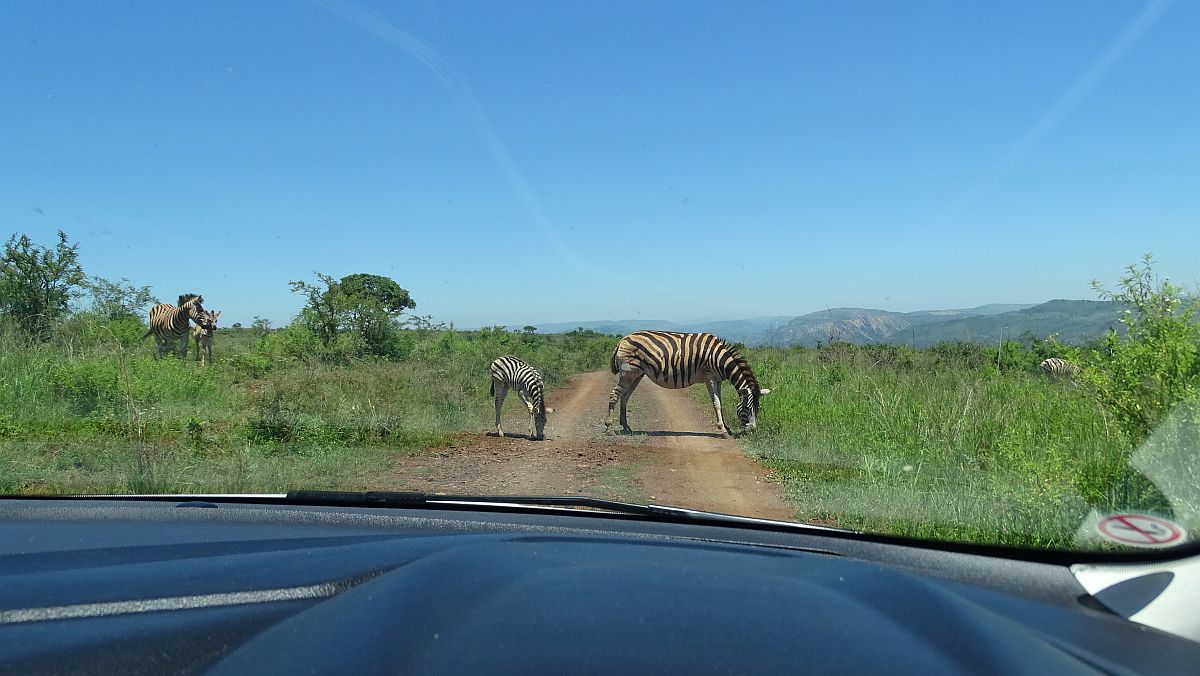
[[530, 400, 555, 441], [178, 294, 205, 319], [736, 386, 772, 432], [198, 310, 220, 334]]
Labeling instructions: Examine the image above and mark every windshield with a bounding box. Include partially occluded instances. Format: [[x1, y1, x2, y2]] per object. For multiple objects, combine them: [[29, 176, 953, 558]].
[[2, 1, 1198, 553]]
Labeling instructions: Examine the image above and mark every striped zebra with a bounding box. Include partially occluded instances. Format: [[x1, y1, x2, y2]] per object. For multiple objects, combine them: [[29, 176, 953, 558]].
[[1039, 357, 1079, 378], [490, 356, 554, 440], [607, 331, 771, 436], [142, 294, 206, 358], [192, 310, 221, 366]]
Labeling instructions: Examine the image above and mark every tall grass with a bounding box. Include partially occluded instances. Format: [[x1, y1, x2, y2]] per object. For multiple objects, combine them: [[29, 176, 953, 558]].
[[728, 344, 1166, 548]]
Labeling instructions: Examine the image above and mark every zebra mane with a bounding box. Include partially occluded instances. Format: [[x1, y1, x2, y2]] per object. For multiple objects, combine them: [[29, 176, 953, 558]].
[[719, 340, 761, 392], [177, 293, 202, 307]]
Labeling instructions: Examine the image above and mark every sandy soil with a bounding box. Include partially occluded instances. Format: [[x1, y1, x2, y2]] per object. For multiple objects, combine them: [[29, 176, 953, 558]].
[[382, 371, 795, 521]]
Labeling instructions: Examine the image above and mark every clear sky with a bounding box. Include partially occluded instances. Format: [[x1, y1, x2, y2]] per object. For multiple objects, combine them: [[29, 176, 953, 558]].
[[2, 1, 1197, 327]]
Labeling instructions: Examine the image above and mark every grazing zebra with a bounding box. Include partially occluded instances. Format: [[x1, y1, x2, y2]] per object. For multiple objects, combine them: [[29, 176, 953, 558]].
[[490, 356, 554, 440], [607, 331, 771, 436], [142, 294, 205, 358], [1040, 357, 1079, 378], [192, 310, 220, 366]]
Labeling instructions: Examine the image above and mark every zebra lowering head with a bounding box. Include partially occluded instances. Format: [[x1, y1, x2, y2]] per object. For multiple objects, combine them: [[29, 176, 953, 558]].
[[607, 331, 771, 436], [490, 356, 554, 440]]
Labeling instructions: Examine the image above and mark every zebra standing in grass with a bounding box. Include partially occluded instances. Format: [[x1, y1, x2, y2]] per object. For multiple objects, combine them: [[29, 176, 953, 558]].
[[192, 310, 221, 366], [490, 355, 553, 440], [607, 331, 771, 437], [142, 294, 205, 358], [1040, 357, 1079, 379]]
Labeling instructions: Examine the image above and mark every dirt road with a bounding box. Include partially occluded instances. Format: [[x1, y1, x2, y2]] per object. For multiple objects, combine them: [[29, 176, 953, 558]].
[[384, 371, 796, 521]]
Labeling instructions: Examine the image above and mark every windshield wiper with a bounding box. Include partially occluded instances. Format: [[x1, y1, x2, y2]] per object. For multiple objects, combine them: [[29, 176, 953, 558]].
[[284, 490, 850, 534]]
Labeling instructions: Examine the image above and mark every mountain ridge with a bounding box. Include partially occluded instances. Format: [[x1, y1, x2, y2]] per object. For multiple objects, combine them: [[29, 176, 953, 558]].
[[516, 300, 1119, 347]]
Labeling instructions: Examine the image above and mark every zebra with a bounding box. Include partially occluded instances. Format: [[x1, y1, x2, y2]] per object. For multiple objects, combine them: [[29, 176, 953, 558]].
[[490, 356, 554, 440], [606, 331, 771, 437], [142, 294, 206, 358], [192, 310, 220, 366], [1039, 357, 1079, 378]]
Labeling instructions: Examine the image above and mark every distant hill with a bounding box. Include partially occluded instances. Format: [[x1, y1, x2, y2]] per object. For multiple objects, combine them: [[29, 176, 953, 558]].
[[884, 300, 1120, 347], [758, 304, 1039, 347], [520, 301, 1118, 348], [526, 316, 793, 345]]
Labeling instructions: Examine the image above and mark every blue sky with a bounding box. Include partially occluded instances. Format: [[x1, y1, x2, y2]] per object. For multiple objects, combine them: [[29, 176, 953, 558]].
[[2, 1, 1197, 327]]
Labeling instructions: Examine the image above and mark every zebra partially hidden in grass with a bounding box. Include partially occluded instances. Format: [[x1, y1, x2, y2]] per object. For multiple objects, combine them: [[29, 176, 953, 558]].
[[1039, 357, 1079, 378], [192, 310, 221, 366], [142, 294, 206, 358], [490, 356, 554, 440], [607, 331, 770, 437]]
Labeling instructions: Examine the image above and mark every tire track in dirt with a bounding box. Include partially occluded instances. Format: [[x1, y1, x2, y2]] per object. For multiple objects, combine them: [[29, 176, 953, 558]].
[[384, 371, 795, 521]]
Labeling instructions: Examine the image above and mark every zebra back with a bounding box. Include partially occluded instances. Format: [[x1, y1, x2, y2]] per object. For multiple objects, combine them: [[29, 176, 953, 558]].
[[1039, 357, 1079, 378], [490, 355, 546, 412]]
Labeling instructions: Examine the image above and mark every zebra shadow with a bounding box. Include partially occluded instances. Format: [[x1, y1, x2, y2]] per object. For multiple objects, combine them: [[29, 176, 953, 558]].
[[484, 432, 545, 441], [629, 430, 727, 439]]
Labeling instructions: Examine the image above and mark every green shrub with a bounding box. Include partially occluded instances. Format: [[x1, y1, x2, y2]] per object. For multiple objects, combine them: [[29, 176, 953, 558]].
[[1078, 255, 1200, 442]]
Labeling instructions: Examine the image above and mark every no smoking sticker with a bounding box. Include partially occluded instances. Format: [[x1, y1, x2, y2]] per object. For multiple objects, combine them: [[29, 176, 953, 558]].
[[1096, 514, 1185, 548]]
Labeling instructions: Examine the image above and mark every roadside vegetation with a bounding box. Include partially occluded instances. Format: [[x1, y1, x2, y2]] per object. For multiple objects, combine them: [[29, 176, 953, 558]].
[[0, 231, 615, 495], [726, 256, 1200, 548]]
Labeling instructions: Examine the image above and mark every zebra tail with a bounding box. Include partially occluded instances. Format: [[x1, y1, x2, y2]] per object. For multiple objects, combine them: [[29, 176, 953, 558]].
[[490, 378, 495, 397], [610, 345, 620, 375]]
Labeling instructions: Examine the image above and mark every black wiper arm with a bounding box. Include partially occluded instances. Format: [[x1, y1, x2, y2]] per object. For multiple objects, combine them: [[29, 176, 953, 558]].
[[285, 490, 659, 516], [284, 490, 849, 534]]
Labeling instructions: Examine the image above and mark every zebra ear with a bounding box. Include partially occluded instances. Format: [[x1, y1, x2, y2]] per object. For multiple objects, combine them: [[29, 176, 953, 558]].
[[759, 388, 772, 396]]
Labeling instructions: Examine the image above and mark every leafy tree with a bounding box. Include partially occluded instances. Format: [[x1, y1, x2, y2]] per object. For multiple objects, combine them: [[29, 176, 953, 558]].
[[1077, 255, 1200, 442], [522, 325, 538, 334], [337, 273, 415, 350], [251, 317, 272, 333], [288, 272, 416, 357], [231, 322, 243, 329], [86, 276, 158, 321], [289, 273, 344, 347], [0, 231, 86, 337]]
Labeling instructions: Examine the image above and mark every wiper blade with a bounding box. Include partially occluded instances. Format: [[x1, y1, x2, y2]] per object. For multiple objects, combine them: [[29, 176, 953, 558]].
[[284, 490, 850, 534], [286, 490, 659, 515]]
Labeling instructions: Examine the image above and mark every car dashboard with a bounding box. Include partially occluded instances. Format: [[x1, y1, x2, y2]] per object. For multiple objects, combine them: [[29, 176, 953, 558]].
[[1, 498, 1197, 674]]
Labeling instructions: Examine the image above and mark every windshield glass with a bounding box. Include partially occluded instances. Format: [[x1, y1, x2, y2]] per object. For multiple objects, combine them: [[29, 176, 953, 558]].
[[3, 1, 1198, 552]]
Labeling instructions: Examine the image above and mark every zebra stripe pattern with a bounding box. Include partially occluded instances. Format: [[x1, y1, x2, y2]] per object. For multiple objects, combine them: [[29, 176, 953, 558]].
[[1039, 357, 1079, 378], [143, 294, 205, 358], [192, 310, 220, 366], [490, 355, 552, 440], [606, 331, 770, 436]]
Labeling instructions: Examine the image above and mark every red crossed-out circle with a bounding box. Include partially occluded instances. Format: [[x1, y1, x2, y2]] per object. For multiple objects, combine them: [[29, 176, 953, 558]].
[[1096, 514, 1184, 547]]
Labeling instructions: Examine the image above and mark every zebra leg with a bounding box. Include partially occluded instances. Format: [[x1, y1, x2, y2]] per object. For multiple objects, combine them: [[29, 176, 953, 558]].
[[607, 374, 632, 434], [606, 373, 643, 434], [618, 375, 643, 431], [706, 379, 731, 437], [517, 389, 535, 439], [493, 380, 508, 437]]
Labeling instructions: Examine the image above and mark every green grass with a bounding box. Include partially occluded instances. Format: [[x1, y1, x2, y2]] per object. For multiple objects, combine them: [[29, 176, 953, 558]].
[[0, 322, 616, 495], [717, 345, 1173, 548]]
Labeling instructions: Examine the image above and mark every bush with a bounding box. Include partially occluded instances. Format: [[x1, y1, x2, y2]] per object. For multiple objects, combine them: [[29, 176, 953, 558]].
[[1078, 255, 1200, 442]]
